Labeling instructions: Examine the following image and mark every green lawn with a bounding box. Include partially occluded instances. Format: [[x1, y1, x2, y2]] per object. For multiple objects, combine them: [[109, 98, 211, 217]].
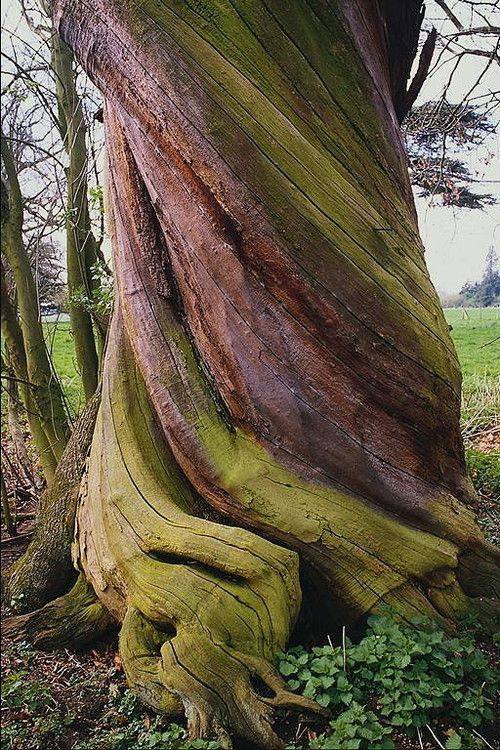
[[43, 321, 85, 418], [444, 308, 499, 435], [445, 307, 500, 379]]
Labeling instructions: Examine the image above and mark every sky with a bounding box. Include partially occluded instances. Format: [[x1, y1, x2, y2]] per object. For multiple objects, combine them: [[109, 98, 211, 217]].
[[418, 196, 499, 295], [1, 0, 499, 295], [413, 2, 500, 294]]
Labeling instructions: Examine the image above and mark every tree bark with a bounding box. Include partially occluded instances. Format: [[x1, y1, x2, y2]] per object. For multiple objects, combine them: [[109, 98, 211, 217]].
[[15, 1, 499, 746], [0, 261, 59, 482], [1, 471, 16, 537], [3, 388, 100, 613], [3, 348, 34, 485], [51, 33, 102, 401]]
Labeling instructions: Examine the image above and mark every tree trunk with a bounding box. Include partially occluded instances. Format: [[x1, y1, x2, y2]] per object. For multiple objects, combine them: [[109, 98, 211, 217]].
[[3, 388, 100, 613], [1, 471, 16, 537], [3, 348, 34, 485], [1, 261, 59, 482], [1, 138, 70, 471], [13, 1, 499, 746], [51, 33, 102, 401]]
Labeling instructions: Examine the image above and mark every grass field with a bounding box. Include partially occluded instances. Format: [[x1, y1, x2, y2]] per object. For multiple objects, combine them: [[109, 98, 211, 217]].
[[43, 321, 85, 418], [445, 307, 500, 379], [444, 308, 499, 438]]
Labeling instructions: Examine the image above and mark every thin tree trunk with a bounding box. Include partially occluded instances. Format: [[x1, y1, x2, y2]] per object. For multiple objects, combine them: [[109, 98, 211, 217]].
[[1, 472, 16, 537], [51, 33, 101, 400], [10, 2, 499, 747], [1, 262, 59, 482], [1, 138, 69, 466], [3, 349, 34, 484]]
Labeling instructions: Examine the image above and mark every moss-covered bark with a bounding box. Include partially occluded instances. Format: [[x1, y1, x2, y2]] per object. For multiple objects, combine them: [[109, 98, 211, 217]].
[[3, 574, 113, 649], [1, 471, 16, 537], [0, 261, 59, 482], [1, 137, 69, 473], [3, 348, 34, 484], [3, 388, 100, 613], [13, 1, 499, 746]]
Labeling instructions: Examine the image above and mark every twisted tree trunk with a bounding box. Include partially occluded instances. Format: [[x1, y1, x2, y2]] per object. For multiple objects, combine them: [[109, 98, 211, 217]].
[[11, 1, 499, 747], [3, 388, 100, 612]]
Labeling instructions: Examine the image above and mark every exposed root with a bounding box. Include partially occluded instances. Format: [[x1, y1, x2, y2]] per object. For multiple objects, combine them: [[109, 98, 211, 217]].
[[3, 575, 114, 649], [159, 628, 325, 750], [119, 608, 324, 749], [119, 606, 182, 716], [457, 541, 500, 601]]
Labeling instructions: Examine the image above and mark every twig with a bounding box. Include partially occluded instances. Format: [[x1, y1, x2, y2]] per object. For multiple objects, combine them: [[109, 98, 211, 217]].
[[342, 625, 347, 671], [1, 530, 33, 544], [426, 724, 445, 749], [472, 729, 495, 749], [480, 334, 500, 349]]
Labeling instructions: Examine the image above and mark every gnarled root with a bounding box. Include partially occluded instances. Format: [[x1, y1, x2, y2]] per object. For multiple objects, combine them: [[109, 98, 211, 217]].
[[458, 541, 500, 601], [119, 607, 324, 750], [3, 575, 114, 649], [119, 606, 182, 716], [433, 543, 500, 630], [160, 629, 324, 750]]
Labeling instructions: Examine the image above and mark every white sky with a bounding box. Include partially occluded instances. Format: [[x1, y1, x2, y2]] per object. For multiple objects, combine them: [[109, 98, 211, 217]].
[[418, 196, 499, 295], [413, 2, 500, 293], [2, 0, 499, 294]]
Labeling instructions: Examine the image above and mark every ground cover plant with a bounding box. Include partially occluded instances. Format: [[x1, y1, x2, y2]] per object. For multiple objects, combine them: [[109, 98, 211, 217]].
[[278, 611, 499, 749], [1, 611, 498, 750]]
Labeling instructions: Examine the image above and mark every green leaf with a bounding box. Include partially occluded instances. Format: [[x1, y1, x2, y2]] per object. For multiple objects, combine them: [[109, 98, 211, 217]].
[[316, 693, 332, 707], [445, 731, 463, 749], [337, 674, 349, 690], [279, 662, 297, 676]]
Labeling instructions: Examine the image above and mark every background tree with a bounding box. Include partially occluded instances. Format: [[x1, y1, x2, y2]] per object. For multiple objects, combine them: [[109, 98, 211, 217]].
[[459, 246, 500, 306], [1, 2, 108, 407], [404, 0, 499, 208], [404, 100, 497, 208], [1, 134, 70, 481], [4, 2, 499, 748]]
